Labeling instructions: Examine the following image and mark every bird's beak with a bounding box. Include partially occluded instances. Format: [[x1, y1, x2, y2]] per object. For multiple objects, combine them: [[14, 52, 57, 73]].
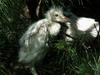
[[62, 16, 70, 22]]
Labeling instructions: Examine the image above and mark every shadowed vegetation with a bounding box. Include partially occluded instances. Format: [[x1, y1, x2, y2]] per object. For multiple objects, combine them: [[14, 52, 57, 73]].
[[0, 0, 100, 75]]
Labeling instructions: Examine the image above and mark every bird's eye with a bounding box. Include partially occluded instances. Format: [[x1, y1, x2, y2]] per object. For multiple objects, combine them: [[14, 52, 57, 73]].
[[55, 14, 59, 17]]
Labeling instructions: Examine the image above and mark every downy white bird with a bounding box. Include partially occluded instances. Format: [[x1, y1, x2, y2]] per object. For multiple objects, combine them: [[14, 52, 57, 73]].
[[65, 11, 99, 42], [18, 7, 67, 75]]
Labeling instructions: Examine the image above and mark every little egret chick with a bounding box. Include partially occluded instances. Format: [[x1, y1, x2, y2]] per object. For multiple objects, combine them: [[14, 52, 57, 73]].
[[18, 7, 67, 75]]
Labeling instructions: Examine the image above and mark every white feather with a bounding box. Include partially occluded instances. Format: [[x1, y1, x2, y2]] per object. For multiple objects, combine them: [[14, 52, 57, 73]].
[[66, 17, 99, 41]]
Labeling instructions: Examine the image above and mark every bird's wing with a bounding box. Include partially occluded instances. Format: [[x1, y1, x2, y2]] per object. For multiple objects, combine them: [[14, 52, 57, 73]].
[[19, 19, 48, 47]]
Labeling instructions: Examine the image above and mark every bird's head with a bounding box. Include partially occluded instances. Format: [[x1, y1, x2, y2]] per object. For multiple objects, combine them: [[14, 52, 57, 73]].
[[45, 7, 69, 23]]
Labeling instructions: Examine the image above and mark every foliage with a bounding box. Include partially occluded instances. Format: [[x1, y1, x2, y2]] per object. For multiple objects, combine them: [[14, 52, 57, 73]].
[[0, 0, 100, 75], [0, 64, 11, 75], [0, 0, 30, 75]]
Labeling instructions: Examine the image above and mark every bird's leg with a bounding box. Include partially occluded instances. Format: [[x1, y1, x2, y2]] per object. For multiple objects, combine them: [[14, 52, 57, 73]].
[[31, 67, 38, 75]]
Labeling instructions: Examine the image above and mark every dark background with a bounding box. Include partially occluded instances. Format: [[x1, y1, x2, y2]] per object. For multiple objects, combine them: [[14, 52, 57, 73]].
[[26, 0, 100, 21]]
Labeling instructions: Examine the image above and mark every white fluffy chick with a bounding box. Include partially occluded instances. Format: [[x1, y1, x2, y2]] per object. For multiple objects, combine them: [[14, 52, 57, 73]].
[[18, 7, 67, 75], [66, 17, 99, 42]]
